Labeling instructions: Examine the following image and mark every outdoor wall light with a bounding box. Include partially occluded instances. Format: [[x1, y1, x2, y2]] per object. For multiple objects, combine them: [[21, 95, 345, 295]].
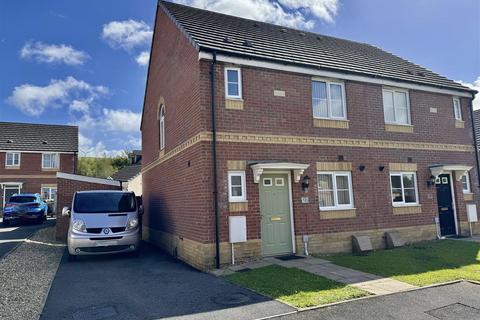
[[427, 175, 436, 187], [378, 166, 385, 172], [358, 165, 366, 172], [302, 175, 310, 192]]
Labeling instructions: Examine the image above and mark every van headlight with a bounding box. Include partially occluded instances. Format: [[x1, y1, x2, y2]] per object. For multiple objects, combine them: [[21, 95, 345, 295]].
[[126, 217, 139, 230], [72, 219, 86, 232]]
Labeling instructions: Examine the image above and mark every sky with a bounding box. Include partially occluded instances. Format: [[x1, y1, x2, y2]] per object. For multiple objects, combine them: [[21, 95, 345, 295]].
[[0, 0, 479, 157]]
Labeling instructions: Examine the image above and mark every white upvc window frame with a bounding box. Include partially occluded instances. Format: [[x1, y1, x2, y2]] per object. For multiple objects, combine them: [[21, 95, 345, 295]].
[[390, 171, 419, 207], [159, 105, 165, 150], [228, 171, 247, 202], [382, 88, 411, 125], [224, 67, 242, 99], [461, 173, 471, 194], [5, 152, 20, 166], [41, 186, 57, 201], [312, 79, 347, 120], [42, 152, 59, 169], [453, 97, 462, 121], [317, 171, 354, 210]]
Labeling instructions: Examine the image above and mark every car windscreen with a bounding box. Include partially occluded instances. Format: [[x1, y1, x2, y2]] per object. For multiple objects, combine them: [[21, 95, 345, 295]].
[[73, 193, 136, 213], [9, 196, 36, 203]]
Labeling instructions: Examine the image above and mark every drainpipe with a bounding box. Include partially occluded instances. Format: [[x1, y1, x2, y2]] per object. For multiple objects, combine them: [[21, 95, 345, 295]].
[[210, 51, 221, 269], [468, 94, 480, 187]]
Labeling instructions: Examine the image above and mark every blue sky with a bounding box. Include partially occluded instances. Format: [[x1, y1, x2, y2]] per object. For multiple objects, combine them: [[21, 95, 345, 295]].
[[1, 0, 479, 156]]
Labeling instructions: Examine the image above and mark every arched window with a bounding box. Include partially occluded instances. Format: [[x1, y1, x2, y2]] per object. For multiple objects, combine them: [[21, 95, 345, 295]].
[[159, 105, 165, 150]]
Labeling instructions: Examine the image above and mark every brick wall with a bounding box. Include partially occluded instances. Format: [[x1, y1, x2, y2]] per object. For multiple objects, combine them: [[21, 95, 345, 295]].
[[55, 177, 121, 241]]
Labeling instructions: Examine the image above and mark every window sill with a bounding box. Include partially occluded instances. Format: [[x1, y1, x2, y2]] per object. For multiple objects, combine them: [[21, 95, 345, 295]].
[[455, 120, 465, 128], [229, 201, 248, 212], [463, 193, 474, 201], [42, 168, 59, 172], [320, 208, 356, 220], [313, 118, 349, 129], [5, 166, 20, 170], [392, 205, 422, 215], [385, 123, 413, 133], [225, 99, 244, 110]]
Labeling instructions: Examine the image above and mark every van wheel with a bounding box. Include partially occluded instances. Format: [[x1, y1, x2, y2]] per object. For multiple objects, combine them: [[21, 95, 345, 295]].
[[68, 254, 77, 262]]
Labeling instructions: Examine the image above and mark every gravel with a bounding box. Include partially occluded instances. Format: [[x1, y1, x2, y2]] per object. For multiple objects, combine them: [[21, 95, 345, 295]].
[[0, 226, 64, 320]]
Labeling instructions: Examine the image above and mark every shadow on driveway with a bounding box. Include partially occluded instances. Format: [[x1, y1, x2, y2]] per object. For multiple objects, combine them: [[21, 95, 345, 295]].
[[39, 242, 294, 320]]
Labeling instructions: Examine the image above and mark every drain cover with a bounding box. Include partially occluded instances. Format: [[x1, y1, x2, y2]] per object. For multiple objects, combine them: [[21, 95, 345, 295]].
[[426, 303, 480, 319], [72, 306, 118, 320], [212, 292, 251, 306], [276, 255, 305, 261]]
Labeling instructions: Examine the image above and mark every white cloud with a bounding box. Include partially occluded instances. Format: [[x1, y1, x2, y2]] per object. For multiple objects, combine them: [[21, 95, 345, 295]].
[[69, 99, 92, 113], [102, 108, 141, 133], [20, 41, 89, 65], [457, 76, 480, 110], [177, 0, 339, 29], [7, 76, 108, 116], [101, 19, 153, 50], [78, 134, 125, 157], [136, 51, 150, 66]]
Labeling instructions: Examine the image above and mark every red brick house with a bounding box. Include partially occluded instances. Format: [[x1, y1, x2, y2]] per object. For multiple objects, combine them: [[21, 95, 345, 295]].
[[0, 122, 78, 211], [141, 1, 479, 270]]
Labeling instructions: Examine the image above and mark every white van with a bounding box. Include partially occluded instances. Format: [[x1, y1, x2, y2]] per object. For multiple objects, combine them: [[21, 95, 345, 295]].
[[63, 190, 141, 260]]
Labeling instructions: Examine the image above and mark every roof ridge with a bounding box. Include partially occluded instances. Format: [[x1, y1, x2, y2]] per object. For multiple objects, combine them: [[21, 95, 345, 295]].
[[0, 121, 78, 128]]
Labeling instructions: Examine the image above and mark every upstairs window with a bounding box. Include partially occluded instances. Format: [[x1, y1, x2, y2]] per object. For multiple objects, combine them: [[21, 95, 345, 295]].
[[383, 89, 410, 125], [159, 105, 165, 150], [228, 171, 246, 202], [390, 172, 418, 206], [225, 67, 242, 99], [5, 152, 20, 166], [312, 80, 346, 119], [317, 172, 353, 210], [461, 174, 471, 193], [453, 97, 462, 120], [42, 153, 59, 169]]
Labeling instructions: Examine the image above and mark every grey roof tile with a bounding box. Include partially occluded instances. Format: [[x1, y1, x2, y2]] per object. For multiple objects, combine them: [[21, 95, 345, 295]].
[[111, 165, 141, 182], [0, 122, 78, 152], [160, 1, 474, 94]]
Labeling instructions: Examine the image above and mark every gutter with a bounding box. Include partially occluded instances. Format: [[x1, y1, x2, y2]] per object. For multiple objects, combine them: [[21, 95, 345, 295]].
[[210, 51, 221, 269]]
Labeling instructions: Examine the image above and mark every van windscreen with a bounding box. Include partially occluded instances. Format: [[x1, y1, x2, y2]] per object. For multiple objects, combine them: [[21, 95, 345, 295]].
[[73, 193, 136, 213]]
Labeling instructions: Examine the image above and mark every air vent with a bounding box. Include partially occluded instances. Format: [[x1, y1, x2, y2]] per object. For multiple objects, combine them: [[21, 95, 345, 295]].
[[6, 139, 13, 143], [42, 141, 48, 145], [280, 28, 287, 33], [406, 70, 414, 75], [243, 40, 253, 47], [417, 72, 425, 77], [299, 32, 306, 36], [223, 36, 234, 43], [316, 36, 323, 41], [253, 22, 259, 27]]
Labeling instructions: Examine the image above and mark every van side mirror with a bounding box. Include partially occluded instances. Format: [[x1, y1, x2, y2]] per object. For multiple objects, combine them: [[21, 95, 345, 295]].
[[62, 207, 71, 217], [138, 205, 144, 215]]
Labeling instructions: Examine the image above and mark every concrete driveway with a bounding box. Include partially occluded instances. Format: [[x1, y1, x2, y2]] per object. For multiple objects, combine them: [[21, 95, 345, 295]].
[[39, 243, 294, 320]]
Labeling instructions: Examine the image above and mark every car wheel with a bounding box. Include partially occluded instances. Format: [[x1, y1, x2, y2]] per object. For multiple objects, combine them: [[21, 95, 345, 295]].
[[37, 216, 44, 224], [68, 254, 77, 262], [3, 220, 9, 227]]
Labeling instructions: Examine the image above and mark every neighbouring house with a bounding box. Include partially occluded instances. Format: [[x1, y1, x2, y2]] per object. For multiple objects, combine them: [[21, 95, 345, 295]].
[[0, 122, 78, 212], [111, 150, 142, 196], [141, 1, 479, 270]]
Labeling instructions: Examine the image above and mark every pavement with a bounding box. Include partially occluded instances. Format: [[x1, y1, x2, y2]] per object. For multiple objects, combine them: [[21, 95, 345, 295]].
[[274, 281, 480, 320], [0, 217, 56, 258], [39, 243, 295, 320]]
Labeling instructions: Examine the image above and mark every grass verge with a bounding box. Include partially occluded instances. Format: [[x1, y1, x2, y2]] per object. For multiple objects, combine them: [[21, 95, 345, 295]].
[[224, 264, 369, 308], [325, 239, 480, 286]]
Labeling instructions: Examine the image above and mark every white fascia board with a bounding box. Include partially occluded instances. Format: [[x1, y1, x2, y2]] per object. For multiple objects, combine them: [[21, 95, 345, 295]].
[[56, 172, 121, 187], [199, 51, 473, 99]]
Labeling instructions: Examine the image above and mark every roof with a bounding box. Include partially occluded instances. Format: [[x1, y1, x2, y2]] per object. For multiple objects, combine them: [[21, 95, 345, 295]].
[[111, 165, 142, 182], [0, 122, 78, 152], [160, 1, 474, 94]]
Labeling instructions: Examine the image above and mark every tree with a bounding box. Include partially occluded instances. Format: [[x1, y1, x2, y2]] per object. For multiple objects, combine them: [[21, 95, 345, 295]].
[[77, 152, 130, 178]]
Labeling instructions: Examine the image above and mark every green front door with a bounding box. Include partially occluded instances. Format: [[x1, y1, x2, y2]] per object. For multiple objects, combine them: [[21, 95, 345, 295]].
[[259, 173, 293, 256]]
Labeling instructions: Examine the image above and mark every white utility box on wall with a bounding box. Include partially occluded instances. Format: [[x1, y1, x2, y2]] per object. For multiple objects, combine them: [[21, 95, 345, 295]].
[[229, 216, 247, 243], [467, 204, 478, 223]]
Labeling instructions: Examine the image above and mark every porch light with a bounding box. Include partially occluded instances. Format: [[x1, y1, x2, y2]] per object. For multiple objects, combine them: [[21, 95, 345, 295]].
[[427, 175, 436, 187], [302, 175, 310, 193]]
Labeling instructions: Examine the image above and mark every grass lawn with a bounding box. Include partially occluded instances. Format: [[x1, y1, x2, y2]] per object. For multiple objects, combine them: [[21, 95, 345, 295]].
[[326, 240, 480, 287], [224, 265, 369, 308]]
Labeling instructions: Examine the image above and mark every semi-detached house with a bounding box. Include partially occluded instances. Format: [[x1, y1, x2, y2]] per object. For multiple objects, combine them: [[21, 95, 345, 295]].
[[0, 122, 78, 211], [141, 1, 479, 270]]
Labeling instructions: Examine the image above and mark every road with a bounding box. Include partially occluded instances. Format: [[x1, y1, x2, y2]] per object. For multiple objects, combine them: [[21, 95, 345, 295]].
[[0, 218, 56, 259]]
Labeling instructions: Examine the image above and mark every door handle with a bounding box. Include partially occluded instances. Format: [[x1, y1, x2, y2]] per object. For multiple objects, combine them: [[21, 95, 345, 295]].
[[271, 216, 282, 221], [440, 207, 449, 211]]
